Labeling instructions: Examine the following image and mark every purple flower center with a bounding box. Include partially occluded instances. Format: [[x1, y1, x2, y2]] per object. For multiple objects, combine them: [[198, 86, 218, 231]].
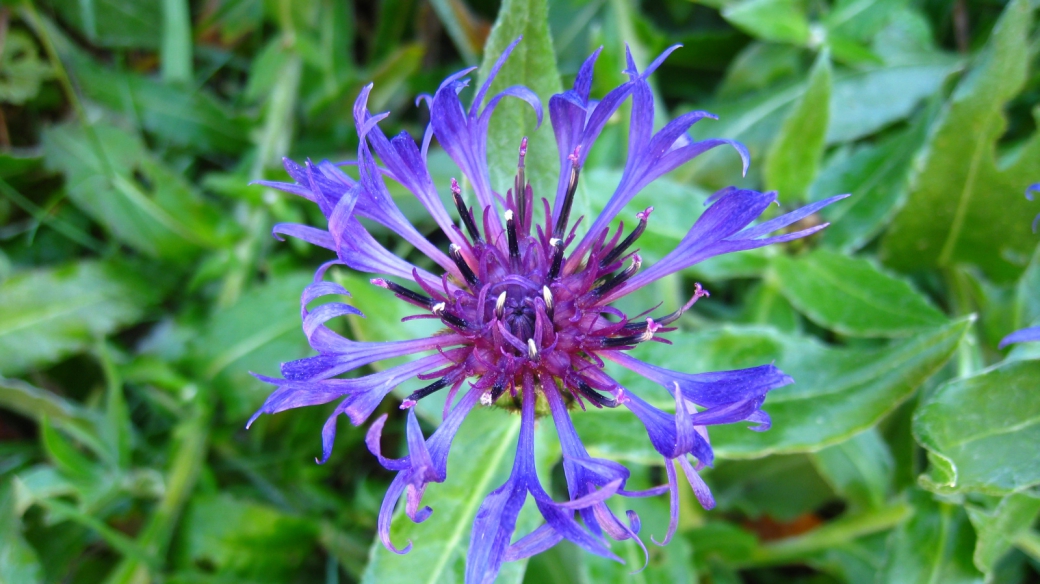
[[377, 142, 682, 412]]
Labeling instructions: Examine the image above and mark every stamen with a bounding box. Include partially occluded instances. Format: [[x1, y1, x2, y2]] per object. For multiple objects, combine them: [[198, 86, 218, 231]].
[[548, 238, 564, 280], [527, 338, 539, 360], [432, 301, 468, 329], [622, 283, 709, 330], [371, 278, 434, 308], [451, 178, 482, 243], [553, 146, 582, 239], [591, 255, 642, 296], [600, 207, 653, 268], [574, 380, 617, 408], [404, 377, 451, 404], [505, 210, 520, 259], [495, 291, 507, 319], [516, 137, 528, 229], [542, 286, 554, 320], [603, 318, 659, 347], [448, 244, 480, 287], [482, 382, 507, 406]]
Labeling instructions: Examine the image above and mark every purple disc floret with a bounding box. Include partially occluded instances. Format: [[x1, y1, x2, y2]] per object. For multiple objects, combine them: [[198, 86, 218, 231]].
[[250, 38, 848, 583]]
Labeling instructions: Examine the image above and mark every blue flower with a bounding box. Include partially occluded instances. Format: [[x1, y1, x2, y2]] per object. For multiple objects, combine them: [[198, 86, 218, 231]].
[[250, 39, 846, 582]]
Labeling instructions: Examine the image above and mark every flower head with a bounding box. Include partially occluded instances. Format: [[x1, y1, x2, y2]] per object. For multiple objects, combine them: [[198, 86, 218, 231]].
[[251, 39, 846, 582]]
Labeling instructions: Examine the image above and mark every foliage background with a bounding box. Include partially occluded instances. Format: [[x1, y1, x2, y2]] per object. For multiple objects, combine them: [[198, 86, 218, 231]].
[[1, 0, 1039, 582]]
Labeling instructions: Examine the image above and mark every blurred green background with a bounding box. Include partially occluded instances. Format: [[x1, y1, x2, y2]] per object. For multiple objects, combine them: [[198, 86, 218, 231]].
[[1, 0, 1040, 582]]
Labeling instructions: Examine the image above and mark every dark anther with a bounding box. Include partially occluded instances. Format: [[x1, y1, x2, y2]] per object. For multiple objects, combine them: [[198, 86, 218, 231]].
[[622, 283, 708, 330], [600, 207, 652, 268], [591, 255, 642, 297], [406, 377, 451, 403], [451, 178, 482, 243], [372, 278, 434, 308], [432, 302, 468, 329], [547, 238, 564, 280], [603, 320, 657, 347], [515, 137, 528, 230], [553, 147, 582, 239], [482, 382, 508, 406], [448, 244, 480, 287], [574, 381, 618, 408], [505, 210, 520, 259]]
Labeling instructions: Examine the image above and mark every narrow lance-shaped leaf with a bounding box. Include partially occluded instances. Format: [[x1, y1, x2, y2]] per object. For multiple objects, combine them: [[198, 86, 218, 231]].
[[764, 50, 831, 203], [771, 249, 948, 338], [880, 0, 1040, 281], [477, 0, 562, 208]]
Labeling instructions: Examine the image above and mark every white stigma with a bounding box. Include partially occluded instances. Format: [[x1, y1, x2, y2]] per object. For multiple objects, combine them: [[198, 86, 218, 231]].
[[480, 392, 493, 406], [542, 286, 553, 311], [495, 291, 507, 318], [432, 302, 446, 315]]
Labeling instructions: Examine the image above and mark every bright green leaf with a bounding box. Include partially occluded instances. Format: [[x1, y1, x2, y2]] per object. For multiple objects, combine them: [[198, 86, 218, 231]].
[[764, 51, 831, 203], [478, 0, 563, 215], [0, 261, 164, 376], [880, 0, 1040, 281], [722, 0, 810, 45], [914, 359, 1040, 495], [771, 249, 948, 337], [575, 318, 969, 461], [361, 410, 557, 584], [0, 485, 42, 584]]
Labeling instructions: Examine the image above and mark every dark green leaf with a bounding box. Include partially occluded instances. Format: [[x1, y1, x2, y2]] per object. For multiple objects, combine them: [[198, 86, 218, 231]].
[[877, 490, 983, 583], [189, 272, 313, 420], [46, 0, 162, 49], [914, 359, 1040, 495], [880, 0, 1040, 281], [764, 51, 831, 203], [176, 494, 318, 580], [0, 261, 163, 376], [478, 0, 563, 214], [709, 455, 835, 521], [811, 428, 893, 510], [42, 123, 230, 260], [966, 493, 1040, 575], [771, 249, 948, 337]]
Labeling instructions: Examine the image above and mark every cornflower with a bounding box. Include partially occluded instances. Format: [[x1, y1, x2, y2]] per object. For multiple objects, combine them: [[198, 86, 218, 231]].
[[249, 40, 846, 582]]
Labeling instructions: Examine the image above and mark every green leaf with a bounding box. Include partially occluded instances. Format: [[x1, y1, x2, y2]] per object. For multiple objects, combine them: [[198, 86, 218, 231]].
[[823, 0, 908, 43], [810, 104, 935, 251], [0, 485, 42, 584], [709, 455, 835, 521], [914, 359, 1040, 495], [0, 30, 53, 105], [0, 377, 96, 441], [176, 494, 318, 581], [764, 51, 831, 203], [477, 0, 563, 215], [880, 0, 1040, 281], [771, 249, 948, 337], [42, 123, 229, 260], [189, 272, 313, 420], [722, 0, 810, 45], [574, 318, 969, 461], [877, 490, 984, 584], [361, 409, 557, 584], [966, 493, 1040, 575], [46, 0, 162, 49], [160, 0, 194, 84], [811, 428, 893, 510], [0, 261, 164, 376]]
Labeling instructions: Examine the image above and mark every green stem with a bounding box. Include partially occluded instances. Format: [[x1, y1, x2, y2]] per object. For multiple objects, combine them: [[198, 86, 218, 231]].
[[103, 398, 212, 584], [1014, 529, 1040, 562]]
